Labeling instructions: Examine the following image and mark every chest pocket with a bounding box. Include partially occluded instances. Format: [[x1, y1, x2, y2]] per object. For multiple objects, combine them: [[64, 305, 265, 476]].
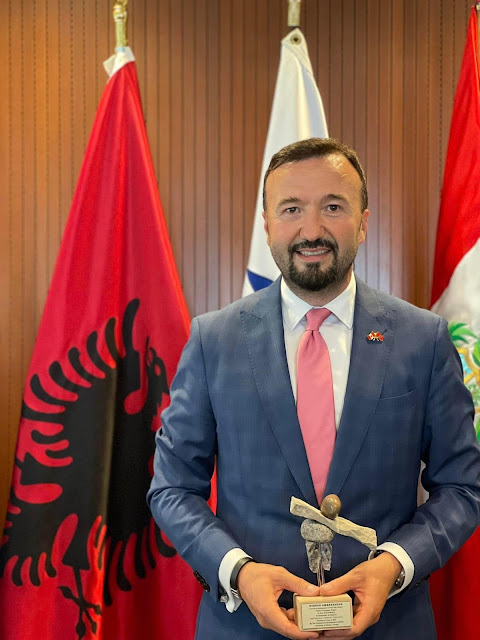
[[375, 389, 417, 414]]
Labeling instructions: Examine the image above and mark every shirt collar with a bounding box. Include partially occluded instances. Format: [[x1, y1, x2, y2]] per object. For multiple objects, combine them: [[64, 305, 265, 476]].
[[281, 273, 357, 331]]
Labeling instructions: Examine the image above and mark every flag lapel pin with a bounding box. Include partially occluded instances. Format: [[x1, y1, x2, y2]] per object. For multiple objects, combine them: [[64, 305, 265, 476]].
[[367, 331, 384, 342]]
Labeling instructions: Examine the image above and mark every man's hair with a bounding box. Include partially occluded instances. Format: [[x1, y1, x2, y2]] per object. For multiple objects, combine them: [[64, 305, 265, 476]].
[[262, 137, 368, 212]]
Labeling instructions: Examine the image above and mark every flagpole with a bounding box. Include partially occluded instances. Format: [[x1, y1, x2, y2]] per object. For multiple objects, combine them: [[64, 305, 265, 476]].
[[113, 0, 128, 48], [288, 0, 301, 28]]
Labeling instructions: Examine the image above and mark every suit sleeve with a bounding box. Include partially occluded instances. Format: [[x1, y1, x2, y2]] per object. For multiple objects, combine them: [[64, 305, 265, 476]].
[[387, 317, 480, 584], [147, 317, 240, 600]]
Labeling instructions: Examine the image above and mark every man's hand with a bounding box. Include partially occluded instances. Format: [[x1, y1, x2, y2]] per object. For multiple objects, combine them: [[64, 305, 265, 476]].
[[236, 561, 322, 639], [319, 552, 402, 638]]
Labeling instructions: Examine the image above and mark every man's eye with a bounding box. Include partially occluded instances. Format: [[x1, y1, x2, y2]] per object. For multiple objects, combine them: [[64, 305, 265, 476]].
[[285, 207, 299, 214], [327, 204, 339, 212]]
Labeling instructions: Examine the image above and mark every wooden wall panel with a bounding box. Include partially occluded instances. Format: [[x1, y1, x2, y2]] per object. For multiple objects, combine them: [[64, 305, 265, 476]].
[[366, 0, 381, 289], [351, 1, 367, 282], [377, 0, 392, 296], [0, 0, 12, 544], [0, 0, 473, 532], [193, 0, 208, 316], [403, 0, 417, 298], [206, 0, 221, 313]]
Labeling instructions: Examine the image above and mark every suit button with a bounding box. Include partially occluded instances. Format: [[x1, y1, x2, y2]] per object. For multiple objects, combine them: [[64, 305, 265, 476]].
[[193, 570, 210, 592]]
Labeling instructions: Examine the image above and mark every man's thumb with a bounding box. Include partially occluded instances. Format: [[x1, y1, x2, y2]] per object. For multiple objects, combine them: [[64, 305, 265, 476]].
[[319, 575, 350, 596], [287, 574, 321, 597]]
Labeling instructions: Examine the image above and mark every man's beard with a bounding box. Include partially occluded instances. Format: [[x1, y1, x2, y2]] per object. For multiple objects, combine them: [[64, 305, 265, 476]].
[[272, 238, 357, 292]]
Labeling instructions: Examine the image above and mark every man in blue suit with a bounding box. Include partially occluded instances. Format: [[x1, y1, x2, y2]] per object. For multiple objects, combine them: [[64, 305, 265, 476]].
[[147, 138, 480, 639]]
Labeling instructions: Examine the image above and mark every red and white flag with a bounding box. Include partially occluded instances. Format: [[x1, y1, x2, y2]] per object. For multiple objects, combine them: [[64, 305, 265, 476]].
[[242, 28, 328, 295], [0, 48, 203, 639], [430, 7, 480, 639]]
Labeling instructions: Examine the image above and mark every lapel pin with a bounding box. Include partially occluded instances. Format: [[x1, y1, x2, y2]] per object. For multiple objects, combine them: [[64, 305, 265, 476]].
[[367, 331, 384, 342]]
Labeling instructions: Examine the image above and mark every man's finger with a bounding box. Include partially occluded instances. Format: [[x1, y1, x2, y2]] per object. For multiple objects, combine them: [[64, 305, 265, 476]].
[[238, 564, 322, 639], [259, 603, 321, 639], [323, 614, 369, 638], [323, 595, 380, 638], [318, 573, 355, 597], [279, 569, 321, 598], [284, 608, 296, 622]]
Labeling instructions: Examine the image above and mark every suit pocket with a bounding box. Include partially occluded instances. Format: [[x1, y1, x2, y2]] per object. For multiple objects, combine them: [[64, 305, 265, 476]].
[[375, 389, 417, 413]]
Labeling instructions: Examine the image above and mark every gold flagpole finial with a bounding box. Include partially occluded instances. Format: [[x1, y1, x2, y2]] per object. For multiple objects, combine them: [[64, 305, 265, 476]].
[[113, 1, 128, 48], [288, 0, 302, 28]]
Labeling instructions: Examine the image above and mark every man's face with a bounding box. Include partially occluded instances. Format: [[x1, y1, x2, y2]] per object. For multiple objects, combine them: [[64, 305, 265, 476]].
[[263, 153, 369, 302]]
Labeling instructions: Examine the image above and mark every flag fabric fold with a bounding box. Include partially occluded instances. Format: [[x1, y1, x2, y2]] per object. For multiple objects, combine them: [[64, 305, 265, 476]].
[[430, 8, 480, 639], [242, 28, 328, 296], [0, 47, 202, 640]]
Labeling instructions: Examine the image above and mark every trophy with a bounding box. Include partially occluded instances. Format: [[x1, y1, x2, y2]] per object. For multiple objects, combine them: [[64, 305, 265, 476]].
[[290, 495, 377, 632]]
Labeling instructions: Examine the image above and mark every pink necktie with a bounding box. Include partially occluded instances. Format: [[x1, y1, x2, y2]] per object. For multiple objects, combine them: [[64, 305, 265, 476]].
[[297, 308, 336, 504]]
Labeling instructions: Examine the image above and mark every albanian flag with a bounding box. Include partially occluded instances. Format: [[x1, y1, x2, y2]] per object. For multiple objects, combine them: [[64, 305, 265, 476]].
[[430, 7, 480, 640], [0, 48, 204, 639]]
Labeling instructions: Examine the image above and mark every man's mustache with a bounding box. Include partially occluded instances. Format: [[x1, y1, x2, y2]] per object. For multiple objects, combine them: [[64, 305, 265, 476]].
[[289, 238, 338, 255]]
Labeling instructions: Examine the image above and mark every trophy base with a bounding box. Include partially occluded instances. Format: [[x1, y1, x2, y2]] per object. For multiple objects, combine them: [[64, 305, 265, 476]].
[[293, 592, 353, 631]]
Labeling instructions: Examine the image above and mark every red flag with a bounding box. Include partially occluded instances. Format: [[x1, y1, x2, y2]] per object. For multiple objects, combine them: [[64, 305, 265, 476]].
[[430, 7, 480, 639], [0, 49, 204, 639]]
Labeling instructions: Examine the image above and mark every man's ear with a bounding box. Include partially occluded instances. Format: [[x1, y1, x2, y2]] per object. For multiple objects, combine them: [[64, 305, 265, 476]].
[[262, 211, 271, 246], [359, 209, 370, 244]]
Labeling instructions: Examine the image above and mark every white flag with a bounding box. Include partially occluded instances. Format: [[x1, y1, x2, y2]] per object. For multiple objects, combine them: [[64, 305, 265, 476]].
[[243, 28, 328, 296]]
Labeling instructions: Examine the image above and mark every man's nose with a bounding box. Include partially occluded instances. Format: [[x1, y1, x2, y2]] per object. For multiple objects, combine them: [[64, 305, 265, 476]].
[[300, 210, 326, 241]]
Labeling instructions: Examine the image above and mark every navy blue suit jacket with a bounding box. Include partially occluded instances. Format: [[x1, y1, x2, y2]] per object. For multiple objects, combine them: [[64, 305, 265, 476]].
[[148, 278, 480, 639]]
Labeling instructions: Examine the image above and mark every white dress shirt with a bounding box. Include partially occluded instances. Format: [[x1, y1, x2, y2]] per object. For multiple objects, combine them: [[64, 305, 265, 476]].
[[219, 275, 413, 612]]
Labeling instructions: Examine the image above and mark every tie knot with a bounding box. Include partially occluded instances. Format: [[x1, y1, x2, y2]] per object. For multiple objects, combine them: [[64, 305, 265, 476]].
[[305, 307, 331, 331]]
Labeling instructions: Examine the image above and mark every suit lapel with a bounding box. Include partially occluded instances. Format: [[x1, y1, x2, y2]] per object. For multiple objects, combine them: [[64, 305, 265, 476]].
[[326, 280, 396, 496], [240, 278, 396, 505], [240, 280, 317, 506]]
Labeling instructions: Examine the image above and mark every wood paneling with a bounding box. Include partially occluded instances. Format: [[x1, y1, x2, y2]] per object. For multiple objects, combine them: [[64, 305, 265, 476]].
[[0, 0, 473, 530]]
